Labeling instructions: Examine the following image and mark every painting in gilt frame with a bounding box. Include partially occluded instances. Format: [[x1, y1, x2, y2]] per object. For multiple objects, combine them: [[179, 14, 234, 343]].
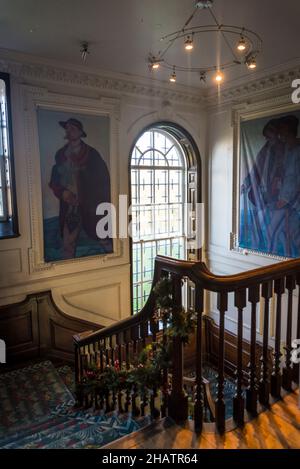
[[37, 108, 113, 262], [239, 109, 300, 258]]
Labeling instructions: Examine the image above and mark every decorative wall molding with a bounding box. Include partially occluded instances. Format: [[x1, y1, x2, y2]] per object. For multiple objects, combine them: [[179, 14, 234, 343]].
[[0, 51, 204, 106], [206, 61, 300, 107], [62, 283, 122, 322], [1, 49, 300, 110]]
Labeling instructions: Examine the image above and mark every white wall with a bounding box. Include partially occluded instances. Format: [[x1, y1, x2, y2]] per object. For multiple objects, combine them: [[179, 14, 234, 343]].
[[0, 51, 207, 327]]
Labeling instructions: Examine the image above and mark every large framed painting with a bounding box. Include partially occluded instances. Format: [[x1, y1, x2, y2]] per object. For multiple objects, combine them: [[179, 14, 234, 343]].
[[232, 101, 300, 259], [37, 109, 113, 262], [22, 87, 121, 274]]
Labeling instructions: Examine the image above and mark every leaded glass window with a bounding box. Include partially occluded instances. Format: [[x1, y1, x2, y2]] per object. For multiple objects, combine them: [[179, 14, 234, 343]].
[[0, 78, 11, 221], [131, 128, 188, 314], [0, 72, 18, 239]]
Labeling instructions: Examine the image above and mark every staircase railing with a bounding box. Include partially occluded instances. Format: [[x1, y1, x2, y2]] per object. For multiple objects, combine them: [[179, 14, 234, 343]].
[[73, 255, 300, 433]]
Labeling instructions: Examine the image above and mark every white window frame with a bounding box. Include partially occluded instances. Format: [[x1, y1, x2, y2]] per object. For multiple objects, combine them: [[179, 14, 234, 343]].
[[131, 128, 188, 314], [0, 77, 11, 223]]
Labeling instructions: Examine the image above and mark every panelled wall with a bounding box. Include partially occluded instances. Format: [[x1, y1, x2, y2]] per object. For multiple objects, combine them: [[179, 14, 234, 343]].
[[0, 50, 206, 327]]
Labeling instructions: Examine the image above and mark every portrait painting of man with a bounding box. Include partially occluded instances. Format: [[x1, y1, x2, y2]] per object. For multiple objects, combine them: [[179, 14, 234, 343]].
[[239, 110, 300, 258], [37, 109, 113, 262]]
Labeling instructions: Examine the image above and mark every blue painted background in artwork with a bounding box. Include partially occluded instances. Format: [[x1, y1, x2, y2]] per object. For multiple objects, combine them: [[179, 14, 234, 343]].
[[44, 217, 113, 262], [239, 111, 300, 258]]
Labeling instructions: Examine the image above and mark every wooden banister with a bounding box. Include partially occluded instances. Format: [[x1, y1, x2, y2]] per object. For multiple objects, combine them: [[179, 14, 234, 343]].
[[73, 254, 300, 433]]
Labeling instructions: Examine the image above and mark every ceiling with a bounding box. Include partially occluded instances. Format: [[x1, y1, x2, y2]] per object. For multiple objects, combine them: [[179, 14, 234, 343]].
[[0, 0, 300, 89]]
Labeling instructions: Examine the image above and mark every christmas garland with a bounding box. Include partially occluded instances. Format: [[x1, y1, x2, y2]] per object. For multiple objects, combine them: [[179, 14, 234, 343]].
[[153, 276, 197, 344], [79, 276, 197, 400]]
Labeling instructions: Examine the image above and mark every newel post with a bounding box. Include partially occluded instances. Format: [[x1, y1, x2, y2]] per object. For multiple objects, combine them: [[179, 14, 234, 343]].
[[168, 274, 188, 422]]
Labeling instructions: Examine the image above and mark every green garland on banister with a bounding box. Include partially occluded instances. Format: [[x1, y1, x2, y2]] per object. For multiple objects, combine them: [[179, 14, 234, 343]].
[[153, 276, 197, 344], [79, 276, 196, 401], [78, 342, 172, 400]]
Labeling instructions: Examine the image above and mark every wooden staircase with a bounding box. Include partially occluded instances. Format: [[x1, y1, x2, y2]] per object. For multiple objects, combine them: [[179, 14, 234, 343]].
[[104, 388, 300, 449], [73, 255, 300, 443]]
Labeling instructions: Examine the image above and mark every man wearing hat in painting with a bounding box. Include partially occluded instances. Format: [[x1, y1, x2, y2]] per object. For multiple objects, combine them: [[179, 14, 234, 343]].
[[49, 118, 112, 259]]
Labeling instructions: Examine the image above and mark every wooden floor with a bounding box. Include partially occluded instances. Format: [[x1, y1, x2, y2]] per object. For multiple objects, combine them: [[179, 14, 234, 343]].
[[106, 389, 300, 449]]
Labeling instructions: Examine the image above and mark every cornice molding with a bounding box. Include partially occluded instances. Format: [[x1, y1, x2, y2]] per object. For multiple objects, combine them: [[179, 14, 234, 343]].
[[205, 60, 300, 107], [0, 49, 204, 106], [1, 48, 300, 109]]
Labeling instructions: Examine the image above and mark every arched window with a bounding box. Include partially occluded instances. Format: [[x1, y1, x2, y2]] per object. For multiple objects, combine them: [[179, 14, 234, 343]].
[[130, 124, 200, 314]]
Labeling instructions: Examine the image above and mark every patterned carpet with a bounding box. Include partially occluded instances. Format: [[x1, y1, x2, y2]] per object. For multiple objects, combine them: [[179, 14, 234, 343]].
[[186, 366, 238, 421], [0, 361, 150, 449], [0, 360, 238, 448], [0, 361, 74, 438]]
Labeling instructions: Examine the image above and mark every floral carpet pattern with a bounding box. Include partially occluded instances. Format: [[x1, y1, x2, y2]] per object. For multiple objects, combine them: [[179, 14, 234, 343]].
[[0, 361, 150, 449], [0, 361, 74, 438]]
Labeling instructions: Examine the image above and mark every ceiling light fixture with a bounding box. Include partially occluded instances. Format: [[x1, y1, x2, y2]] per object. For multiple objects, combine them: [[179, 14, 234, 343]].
[[80, 42, 90, 62], [169, 67, 177, 83], [214, 71, 224, 83], [147, 0, 262, 85], [246, 56, 257, 69], [148, 54, 163, 71], [184, 35, 194, 51], [237, 36, 246, 51]]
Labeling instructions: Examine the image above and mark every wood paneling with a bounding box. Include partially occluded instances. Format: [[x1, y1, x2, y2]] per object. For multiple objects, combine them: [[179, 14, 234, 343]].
[[0, 291, 101, 366], [0, 297, 39, 362], [203, 316, 272, 380]]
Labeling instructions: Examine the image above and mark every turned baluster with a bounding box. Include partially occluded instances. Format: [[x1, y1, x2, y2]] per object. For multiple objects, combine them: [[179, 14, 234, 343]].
[[124, 329, 131, 412], [282, 275, 296, 391], [105, 337, 110, 368], [116, 332, 124, 412], [149, 317, 159, 419], [74, 344, 83, 407], [293, 274, 300, 383], [161, 317, 169, 418], [91, 343, 96, 367], [233, 288, 246, 426], [271, 278, 285, 397], [168, 274, 188, 422], [215, 291, 228, 434], [194, 283, 204, 433], [74, 343, 80, 384], [259, 281, 272, 406], [140, 320, 148, 349], [131, 326, 140, 417], [110, 336, 117, 410], [246, 285, 259, 414]]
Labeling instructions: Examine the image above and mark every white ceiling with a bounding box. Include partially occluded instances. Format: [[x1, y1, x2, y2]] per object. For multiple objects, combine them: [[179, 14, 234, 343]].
[[0, 0, 300, 89]]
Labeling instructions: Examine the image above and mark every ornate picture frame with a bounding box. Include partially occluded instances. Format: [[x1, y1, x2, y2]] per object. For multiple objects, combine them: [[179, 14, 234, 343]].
[[22, 85, 122, 274], [231, 96, 300, 260]]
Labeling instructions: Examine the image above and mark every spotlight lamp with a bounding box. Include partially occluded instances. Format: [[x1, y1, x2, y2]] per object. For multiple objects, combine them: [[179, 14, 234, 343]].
[[151, 61, 160, 70], [170, 68, 177, 83], [214, 71, 224, 83], [148, 55, 163, 71], [246, 56, 257, 69], [184, 35, 194, 51], [147, 0, 262, 85], [237, 36, 246, 51]]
